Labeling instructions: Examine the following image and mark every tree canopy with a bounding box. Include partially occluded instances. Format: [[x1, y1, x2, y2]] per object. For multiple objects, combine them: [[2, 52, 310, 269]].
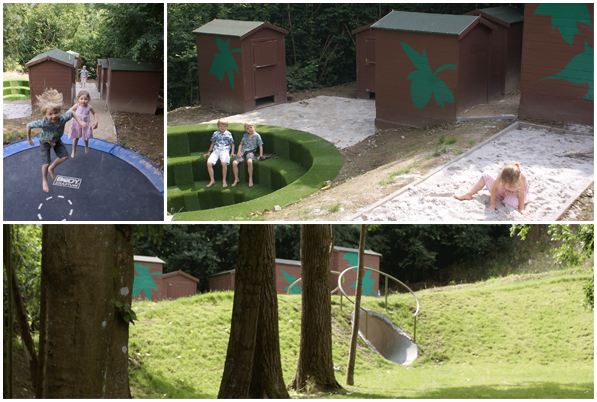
[[3, 3, 163, 76]]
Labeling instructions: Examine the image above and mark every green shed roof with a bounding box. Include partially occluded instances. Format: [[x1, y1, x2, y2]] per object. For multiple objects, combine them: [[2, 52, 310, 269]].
[[108, 58, 163, 72], [192, 19, 287, 38], [98, 59, 108, 68], [26, 49, 77, 68], [372, 11, 479, 36], [479, 6, 524, 24], [66, 50, 80, 57]]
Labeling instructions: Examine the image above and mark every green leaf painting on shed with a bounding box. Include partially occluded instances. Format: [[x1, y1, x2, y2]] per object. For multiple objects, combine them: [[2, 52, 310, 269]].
[[133, 263, 162, 301], [400, 42, 457, 109], [209, 37, 242, 90]]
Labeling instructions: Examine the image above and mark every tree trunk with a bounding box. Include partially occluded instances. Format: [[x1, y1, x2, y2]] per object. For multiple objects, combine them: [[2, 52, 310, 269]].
[[3, 225, 14, 399], [346, 224, 367, 385], [290, 224, 342, 393], [219, 225, 288, 399], [41, 225, 133, 398]]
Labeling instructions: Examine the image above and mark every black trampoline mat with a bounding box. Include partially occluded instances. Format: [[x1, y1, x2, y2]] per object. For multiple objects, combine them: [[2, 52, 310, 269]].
[[4, 144, 163, 221]]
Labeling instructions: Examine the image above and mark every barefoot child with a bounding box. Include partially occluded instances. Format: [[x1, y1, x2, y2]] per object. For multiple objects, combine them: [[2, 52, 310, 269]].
[[454, 162, 530, 215], [232, 121, 263, 188], [79, 65, 88, 88], [68, 91, 98, 158], [203, 118, 235, 188], [26, 89, 88, 192]]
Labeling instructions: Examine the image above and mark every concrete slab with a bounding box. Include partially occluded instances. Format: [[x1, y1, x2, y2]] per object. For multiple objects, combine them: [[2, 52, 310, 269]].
[[204, 96, 376, 149]]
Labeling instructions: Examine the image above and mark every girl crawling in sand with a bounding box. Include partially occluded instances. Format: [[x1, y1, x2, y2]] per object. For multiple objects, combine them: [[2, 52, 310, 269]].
[[455, 162, 530, 215]]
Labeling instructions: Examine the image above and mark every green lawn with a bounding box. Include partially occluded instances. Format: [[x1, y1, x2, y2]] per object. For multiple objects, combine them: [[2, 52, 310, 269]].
[[128, 269, 594, 398]]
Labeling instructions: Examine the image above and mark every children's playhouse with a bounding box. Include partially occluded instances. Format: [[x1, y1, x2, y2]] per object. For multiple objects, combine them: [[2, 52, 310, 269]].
[[371, 11, 496, 129], [133, 256, 200, 301], [25, 49, 78, 111], [208, 246, 382, 296], [193, 19, 288, 113]]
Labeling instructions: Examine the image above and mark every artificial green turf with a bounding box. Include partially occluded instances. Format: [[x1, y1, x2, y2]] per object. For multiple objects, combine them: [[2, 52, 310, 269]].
[[167, 123, 343, 220], [3, 79, 30, 100], [128, 269, 594, 398]]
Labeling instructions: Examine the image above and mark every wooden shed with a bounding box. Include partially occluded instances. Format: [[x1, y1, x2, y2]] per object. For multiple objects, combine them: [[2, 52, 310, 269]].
[[372, 11, 496, 129], [66, 50, 82, 69], [133, 256, 165, 301], [161, 270, 200, 299], [97, 59, 108, 100], [25, 49, 77, 112], [106, 58, 163, 114], [352, 22, 377, 99], [208, 247, 382, 297], [465, 6, 524, 99], [193, 19, 288, 113], [518, 3, 593, 125]]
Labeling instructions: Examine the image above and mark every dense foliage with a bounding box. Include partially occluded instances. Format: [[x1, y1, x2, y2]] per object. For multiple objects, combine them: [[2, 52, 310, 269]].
[[166, 3, 523, 109], [3, 3, 163, 77]]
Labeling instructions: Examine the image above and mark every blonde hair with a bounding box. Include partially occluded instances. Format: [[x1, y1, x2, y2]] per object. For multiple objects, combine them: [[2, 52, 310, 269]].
[[36, 89, 63, 115], [77, 91, 90, 101], [501, 162, 521, 186], [244, 120, 255, 129], [217, 118, 229, 126]]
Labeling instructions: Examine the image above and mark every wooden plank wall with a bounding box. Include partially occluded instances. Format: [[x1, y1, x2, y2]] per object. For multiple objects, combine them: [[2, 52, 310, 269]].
[[29, 62, 74, 111], [108, 70, 161, 114]]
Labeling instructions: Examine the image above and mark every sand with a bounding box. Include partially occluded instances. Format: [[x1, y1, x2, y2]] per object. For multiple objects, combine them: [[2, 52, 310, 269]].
[[353, 124, 594, 222]]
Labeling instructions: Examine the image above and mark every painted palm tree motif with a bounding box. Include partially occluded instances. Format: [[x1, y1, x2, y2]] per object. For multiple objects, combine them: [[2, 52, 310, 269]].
[[132, 263, 162, 301], [209, 37, 242, 90], [540, 40, 594, 100], [400, 42, 457, 109], [533, 3, 592, 46], [534, 4, 594, 100], [281, 270, 301, 294], [342, 252, 377, 296]]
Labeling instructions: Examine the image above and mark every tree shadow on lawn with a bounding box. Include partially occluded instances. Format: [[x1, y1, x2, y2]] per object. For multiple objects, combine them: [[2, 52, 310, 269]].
[[345, 381, 593, 399], [130, 366, 213, 399]]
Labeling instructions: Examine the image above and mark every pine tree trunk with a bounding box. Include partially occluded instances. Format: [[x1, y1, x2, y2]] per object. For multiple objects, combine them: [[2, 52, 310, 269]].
[[219, 225, 288, 399], [290, 224, 342, 393], [41, 225, 133, 398], [4, 225, 14, 399], [346, 224, 367, 385]]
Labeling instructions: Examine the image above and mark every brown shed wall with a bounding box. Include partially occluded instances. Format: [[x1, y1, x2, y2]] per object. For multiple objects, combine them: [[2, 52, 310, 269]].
[[208, 271, 235, 291], [28, 61, 76, 112], [276, 263, 302, 294], [375, 30, 459, 128], [100, 64, 108, 100], [163, 273, 198, 300], [456, 24, 491, 114], [354, 25, 377, 99], [195, 27, 287, 114], [519, 3, 594, 125], [107, 70, 162, 114], [504, 22, 524, 94], [333, 250, 380, 297]]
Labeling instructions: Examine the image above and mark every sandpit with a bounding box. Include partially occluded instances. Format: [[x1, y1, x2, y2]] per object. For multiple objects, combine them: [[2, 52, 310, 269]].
[[352, 122, 593, 222]]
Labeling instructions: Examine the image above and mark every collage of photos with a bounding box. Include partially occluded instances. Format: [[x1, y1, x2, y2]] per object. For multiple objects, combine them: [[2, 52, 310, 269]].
[[2, 2, 594, 399]]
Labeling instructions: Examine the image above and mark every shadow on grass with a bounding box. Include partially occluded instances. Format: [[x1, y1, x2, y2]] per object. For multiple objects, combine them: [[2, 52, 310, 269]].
[[130, 364, 214, 399], [342, 381, 594, 399]]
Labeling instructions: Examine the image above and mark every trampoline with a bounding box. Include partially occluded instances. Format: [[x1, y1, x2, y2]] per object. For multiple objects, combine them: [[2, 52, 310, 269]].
[[4, 136, 164, 221]]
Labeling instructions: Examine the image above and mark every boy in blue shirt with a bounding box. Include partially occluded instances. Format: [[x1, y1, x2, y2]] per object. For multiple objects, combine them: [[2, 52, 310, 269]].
[[203, 118, 235, 188]]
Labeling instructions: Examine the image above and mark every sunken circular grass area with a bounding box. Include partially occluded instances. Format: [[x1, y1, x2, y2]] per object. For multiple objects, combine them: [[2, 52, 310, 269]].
[[167, 123, 343, 220]]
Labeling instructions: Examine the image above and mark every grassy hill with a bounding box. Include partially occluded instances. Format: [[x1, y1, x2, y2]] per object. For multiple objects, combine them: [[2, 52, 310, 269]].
[[128, 268, 594, 399]]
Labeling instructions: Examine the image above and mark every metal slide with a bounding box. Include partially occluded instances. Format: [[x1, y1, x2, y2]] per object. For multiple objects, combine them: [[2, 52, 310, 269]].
[[339, 267, 419, 365]]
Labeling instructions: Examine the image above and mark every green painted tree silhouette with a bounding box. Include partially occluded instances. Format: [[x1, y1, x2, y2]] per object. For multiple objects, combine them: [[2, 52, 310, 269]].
[[209, 37, 242, 90], [540, 40, 594, 100], [400, 42, 457, 109], [533, 3, 593, 46], [281, 270, 301, 294], [132, 263, 162, 301], [347, 269, 376, 297]]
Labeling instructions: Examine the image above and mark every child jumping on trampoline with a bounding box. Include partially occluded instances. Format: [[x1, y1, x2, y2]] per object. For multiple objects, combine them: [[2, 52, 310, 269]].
[[68, 90, 98, 158], [26, 88, 88, 192], [454, 162, 530, 215], [203, 118, 235, 188], [232, 121, 263, 188]]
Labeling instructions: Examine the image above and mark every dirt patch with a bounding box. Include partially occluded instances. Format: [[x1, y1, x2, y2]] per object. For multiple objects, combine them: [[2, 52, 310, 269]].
[[167, 82, 592, 221], [112, 111, 164, 170]]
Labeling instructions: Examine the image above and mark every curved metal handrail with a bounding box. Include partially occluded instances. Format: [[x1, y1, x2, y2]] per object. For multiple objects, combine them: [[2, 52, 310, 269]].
[[286, 270, 345, 295], [338, 266, 420, 343]]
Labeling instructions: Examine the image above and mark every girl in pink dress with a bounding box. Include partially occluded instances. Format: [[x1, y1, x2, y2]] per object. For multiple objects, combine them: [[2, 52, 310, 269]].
[[68, 91, 98, 158], [455, 162, 530, 215]]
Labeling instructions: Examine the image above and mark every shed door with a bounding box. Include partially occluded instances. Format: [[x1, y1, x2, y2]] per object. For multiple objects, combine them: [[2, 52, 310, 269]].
[[253, 39, 278, 99], [167, 281, 195, 299], [366, 38, 376, 93]]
